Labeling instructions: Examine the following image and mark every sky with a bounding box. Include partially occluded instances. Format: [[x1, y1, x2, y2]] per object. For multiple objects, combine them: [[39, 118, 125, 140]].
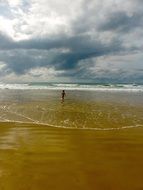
[[0, 0, 143, 83]]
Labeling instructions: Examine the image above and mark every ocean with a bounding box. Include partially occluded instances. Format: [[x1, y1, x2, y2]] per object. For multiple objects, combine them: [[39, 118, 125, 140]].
[[0, 82, 143, 91]]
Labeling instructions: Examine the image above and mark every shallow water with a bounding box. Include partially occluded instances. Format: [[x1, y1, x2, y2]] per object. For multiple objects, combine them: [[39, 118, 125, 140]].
[[0, 89, 143, 189], [0, 89, 143, 130]]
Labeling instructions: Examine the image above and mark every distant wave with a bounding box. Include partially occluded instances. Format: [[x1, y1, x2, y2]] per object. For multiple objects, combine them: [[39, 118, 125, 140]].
[[0, 82, 143, 92]]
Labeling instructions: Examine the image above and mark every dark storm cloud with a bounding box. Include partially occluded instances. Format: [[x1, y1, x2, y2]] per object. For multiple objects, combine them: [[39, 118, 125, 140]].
[[0, 29, 140, 78], [0, 49, 49, 74], [0, 0, 143, 82], [0, 33, 16, 49], [0, 32, 125, 74], [54, 38, 123, 70], [98, 11, 143, 33], [70, 0, 143, 35]]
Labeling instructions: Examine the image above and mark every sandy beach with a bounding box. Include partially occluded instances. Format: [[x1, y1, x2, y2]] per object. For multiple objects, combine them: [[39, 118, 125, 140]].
[[1, 0, 143, 188], [0, 89, 143, 190]]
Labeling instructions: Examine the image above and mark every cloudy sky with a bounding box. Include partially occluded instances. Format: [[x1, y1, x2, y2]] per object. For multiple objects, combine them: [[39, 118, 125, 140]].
[[0, 0, 143, 83]]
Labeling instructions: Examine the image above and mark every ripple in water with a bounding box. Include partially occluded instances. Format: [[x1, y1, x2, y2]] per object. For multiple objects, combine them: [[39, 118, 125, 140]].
[[0, 102, 143, 131]]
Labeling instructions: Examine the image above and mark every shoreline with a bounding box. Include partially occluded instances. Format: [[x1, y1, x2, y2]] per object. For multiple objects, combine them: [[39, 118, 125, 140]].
[[0, 120, 143, 131]]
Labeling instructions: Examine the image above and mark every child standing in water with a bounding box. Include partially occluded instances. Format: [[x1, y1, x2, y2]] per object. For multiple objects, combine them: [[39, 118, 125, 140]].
[[61, 90, 66, 102]]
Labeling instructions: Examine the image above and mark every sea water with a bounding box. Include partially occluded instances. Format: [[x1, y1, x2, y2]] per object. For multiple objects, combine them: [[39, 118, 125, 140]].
[[0, 82, 143, 91]]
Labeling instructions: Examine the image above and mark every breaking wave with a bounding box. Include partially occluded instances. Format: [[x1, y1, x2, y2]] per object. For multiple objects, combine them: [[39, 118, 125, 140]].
[[0, 82, 143, 92]]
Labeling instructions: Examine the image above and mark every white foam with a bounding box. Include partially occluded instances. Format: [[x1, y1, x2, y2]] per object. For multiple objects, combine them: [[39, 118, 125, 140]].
[[0, 119, 142, 131], [0, 83, 143, 92], [1, 106, 143, 131]]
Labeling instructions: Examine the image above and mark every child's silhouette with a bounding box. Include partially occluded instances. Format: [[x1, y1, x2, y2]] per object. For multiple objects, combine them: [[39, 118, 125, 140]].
[[61, 90, 66, 102]]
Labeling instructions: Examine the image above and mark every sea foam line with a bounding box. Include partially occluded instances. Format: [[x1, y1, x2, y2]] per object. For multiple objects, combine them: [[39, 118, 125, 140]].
[[0, 119, 142, 131], [1, 108, 143, 131]]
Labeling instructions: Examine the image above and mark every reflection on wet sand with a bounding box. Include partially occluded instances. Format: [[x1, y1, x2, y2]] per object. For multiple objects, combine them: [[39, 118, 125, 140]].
[[0, 123, 143, 190]]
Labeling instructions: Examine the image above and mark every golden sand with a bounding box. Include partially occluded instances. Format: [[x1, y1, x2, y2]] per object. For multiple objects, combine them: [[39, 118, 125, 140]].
[[0, 122, 143, 190]]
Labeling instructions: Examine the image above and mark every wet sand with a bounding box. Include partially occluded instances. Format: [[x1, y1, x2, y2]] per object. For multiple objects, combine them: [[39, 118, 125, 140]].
[[0, 89, 143, 189], [0, 122, 143, 190]]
